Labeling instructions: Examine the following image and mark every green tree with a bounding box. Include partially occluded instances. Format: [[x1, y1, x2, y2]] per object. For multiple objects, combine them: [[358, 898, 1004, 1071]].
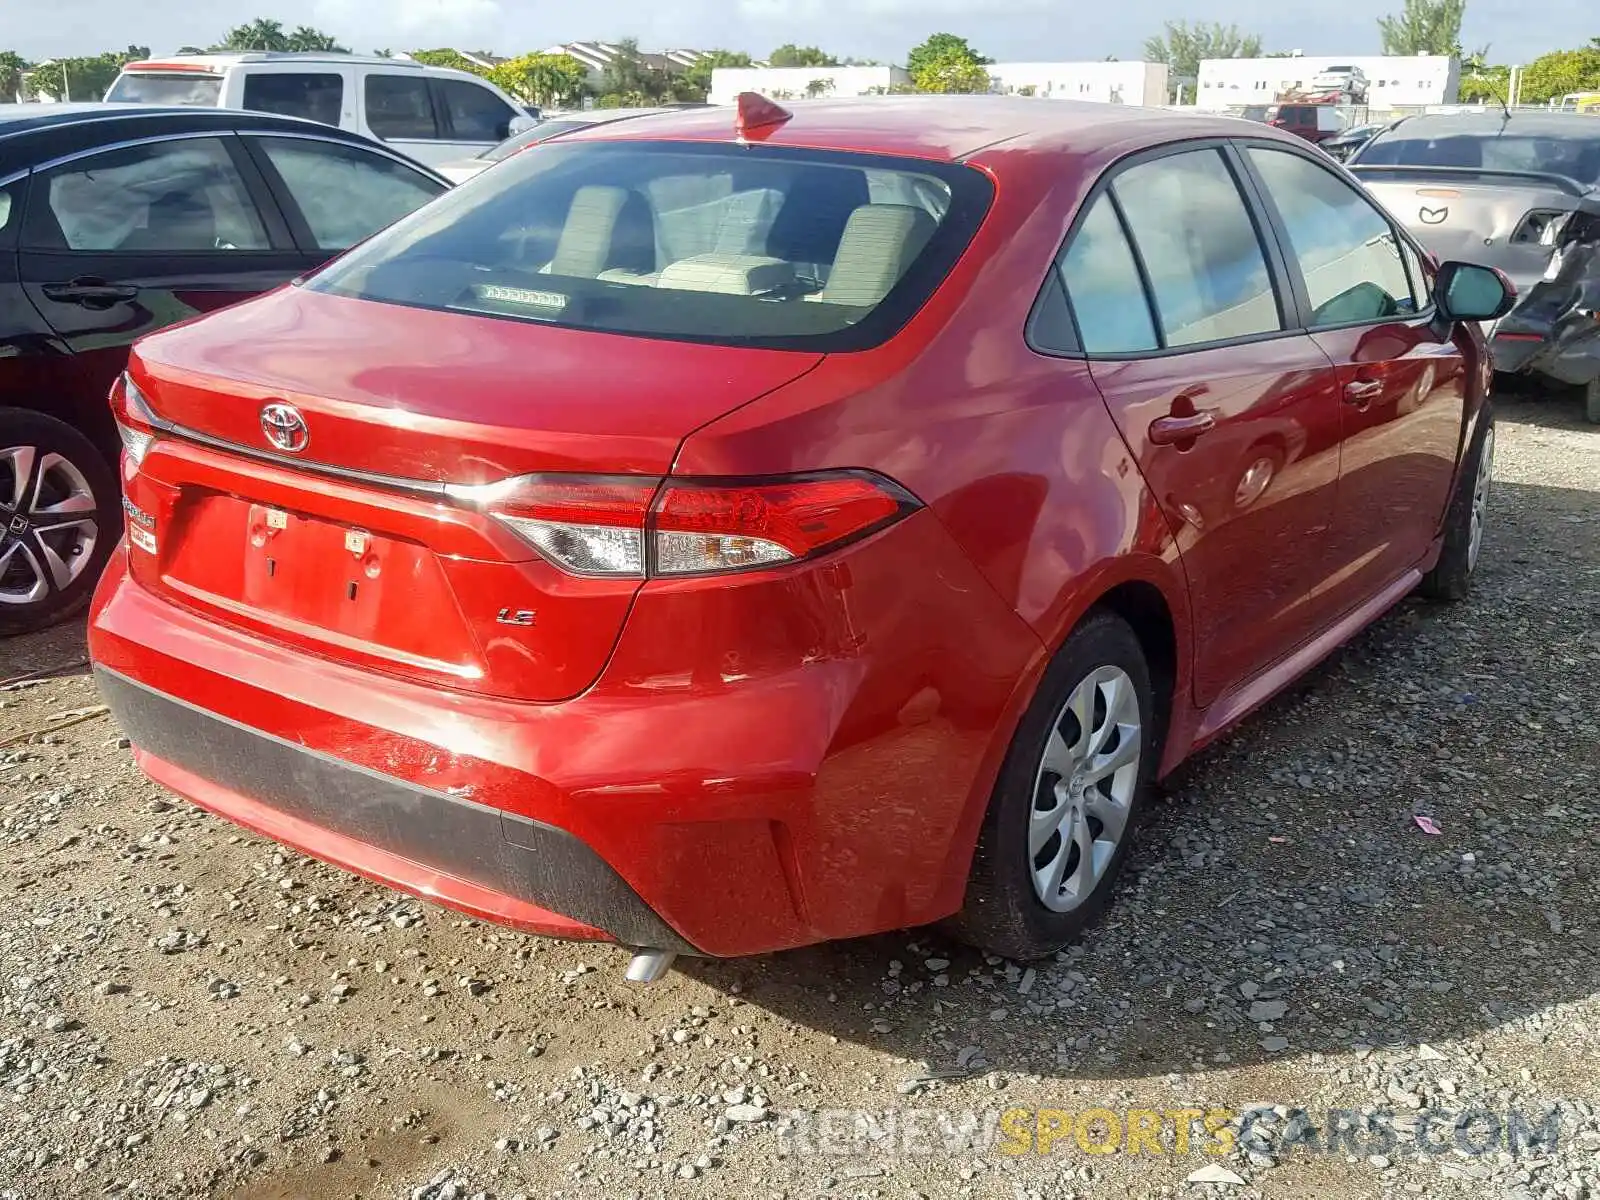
[[597, 38, 675, 105], [490, 53, 590, 107], [907, 33, 993, 94], [682, 49, 752, 99], [54, 46, 149, 101], [1458, 61, 1510, 103], [0, 50, 28, 103], [769, 44, 837, 68], [1143, 21, 1263, 81], [408, 48, 492, 76], [176, 46, 207, 55], [1516, 45, 1600, 105], [1377, 0, 1466, 56]]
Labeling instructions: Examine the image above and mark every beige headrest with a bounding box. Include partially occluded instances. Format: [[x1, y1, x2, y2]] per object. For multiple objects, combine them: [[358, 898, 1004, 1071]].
[[551, 185, 628, 278], [819, 204, 937, 307]]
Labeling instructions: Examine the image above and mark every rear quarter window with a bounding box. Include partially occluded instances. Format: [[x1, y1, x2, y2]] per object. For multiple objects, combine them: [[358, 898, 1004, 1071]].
[[303, 141, 993, 352]]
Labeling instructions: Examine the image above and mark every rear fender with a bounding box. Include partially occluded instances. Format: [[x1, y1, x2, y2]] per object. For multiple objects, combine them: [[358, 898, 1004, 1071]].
[[1501, 231, 1600, 385]]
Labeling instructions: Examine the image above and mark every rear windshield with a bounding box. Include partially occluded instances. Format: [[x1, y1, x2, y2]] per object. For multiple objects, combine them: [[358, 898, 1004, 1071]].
[[105, 71, 223, 106], [307, 141, 993, 352], [1359, 128, 1600, 184]]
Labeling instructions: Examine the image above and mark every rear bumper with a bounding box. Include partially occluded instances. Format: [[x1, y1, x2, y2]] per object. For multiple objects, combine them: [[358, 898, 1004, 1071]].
[[89, 505, 1042, 957], [96, 666, 693, 951]]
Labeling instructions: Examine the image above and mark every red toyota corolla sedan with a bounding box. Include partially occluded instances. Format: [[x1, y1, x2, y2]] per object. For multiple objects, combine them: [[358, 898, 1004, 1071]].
[[88, 96, 1512, 979]]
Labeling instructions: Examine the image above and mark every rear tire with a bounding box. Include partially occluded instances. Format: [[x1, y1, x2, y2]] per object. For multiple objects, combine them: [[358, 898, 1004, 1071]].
[[1420, 405, 1494, 602], [1585, 376, 1600, 425], [0, 407, 120, 637], [947, 611, 1158, 961]]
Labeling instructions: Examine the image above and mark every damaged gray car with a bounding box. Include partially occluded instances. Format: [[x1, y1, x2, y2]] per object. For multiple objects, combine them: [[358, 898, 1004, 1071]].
[[1350, 112, 1600, 423]]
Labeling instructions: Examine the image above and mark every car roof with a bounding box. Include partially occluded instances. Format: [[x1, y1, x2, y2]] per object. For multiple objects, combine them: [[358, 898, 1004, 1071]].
[[566, 95, 1295, 161], [125, 52, 413, 69], [1385, 111, 1600, 140], [0, 104, 397, 176]]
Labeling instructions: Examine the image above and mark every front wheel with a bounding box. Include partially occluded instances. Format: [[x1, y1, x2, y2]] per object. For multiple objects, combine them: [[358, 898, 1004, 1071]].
[[1585, 375, 1600, 425], [947, 611, 1158, 961], [0, 407, 120, 637], [1420, 405, 1494, 602]]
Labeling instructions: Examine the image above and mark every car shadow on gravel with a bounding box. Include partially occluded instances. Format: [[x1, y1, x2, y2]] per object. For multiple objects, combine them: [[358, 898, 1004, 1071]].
[[681, 469, 1600, 1083]]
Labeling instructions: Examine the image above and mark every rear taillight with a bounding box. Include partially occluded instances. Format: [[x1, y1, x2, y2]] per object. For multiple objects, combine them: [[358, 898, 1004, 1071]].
[[1511, 210, 1572, 247], [449, 471, 918, 579], [111, 372, 159, 468]]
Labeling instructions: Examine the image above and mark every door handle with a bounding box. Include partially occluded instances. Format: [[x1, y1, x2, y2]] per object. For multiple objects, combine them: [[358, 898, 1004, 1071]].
[[40, 279, 139, 307], [1148, 411, 1217, 445], [1343, 379, 1384, 408]]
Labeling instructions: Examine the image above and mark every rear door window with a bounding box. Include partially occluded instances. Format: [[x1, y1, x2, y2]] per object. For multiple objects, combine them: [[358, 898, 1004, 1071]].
[[27, 137, 270, 253], [365, 74, 438, 141], [243, 72, 345, 126], [1056, 194, 1159, 354], [1246, 146, 1418, 325], [253, 137, 446, 250], [1110, 148, 1282, 347], [435, 79, 517, 142], [305, 141, 993, 352]]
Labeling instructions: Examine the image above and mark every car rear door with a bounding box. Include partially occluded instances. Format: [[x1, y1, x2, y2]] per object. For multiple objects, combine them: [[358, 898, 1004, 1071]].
[[1240, 142, 1467, 607], [16, 132, 302, 414], [1041, 143, 1347, 706]]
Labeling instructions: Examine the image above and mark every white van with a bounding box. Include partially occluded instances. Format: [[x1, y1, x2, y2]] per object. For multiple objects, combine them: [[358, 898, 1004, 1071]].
[[104, 53, 536, 168]]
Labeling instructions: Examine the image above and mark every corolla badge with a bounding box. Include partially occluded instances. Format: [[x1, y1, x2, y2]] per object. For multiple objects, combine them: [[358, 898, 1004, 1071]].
[[1419, 206, 1449, 224], [260, 403, 310, 453]]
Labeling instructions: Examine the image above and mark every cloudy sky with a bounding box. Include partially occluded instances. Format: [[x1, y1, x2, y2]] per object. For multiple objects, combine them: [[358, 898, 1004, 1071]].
[[11, 0, 1586, 67]]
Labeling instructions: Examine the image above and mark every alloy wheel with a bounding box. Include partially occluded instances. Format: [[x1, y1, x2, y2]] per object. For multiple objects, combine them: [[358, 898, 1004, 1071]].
[[0, 445, 101, 607], [1467, 424, 1494, 574], [1029, 664, 1142, 912]]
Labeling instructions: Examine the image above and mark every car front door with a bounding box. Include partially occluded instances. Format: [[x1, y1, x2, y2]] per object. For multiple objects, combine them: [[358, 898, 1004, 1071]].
[[16, 133, 302, 417], [1240, 143, 1467, 608], [1043, 144, 1347, 706], [361, 73, 519, 167], [239, 133, 447, 261], [431, 78, 522, 162]]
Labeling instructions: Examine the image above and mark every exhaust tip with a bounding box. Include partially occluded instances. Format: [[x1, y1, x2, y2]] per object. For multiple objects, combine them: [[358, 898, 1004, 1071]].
[[624, 948, 677, 984]]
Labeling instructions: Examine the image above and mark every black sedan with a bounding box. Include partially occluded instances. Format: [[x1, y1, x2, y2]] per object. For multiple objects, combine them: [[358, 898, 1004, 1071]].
[[0, 105, 448, 634]]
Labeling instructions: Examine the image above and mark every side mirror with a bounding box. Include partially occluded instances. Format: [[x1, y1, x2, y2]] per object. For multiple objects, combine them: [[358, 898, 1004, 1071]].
[[508, 114, 537, 137], [1435, 261, 1516, 322]]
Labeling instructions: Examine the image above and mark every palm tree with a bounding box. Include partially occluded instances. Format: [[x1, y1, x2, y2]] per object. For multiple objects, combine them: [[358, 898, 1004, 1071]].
[[287, 26, 349, 53], [219, 19, 289, 52]]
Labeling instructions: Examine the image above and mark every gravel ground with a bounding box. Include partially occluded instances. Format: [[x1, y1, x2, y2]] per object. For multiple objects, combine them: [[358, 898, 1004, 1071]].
[[1, 389, 1597, 1200]]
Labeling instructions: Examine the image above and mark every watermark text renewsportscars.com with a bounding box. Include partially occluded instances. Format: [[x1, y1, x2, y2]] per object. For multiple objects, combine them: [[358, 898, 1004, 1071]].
[[776, 1105, 1566, 1160]]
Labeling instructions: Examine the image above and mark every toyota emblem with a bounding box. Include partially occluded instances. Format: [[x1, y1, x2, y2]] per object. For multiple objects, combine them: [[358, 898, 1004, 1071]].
[[260, 403, 310, 453]]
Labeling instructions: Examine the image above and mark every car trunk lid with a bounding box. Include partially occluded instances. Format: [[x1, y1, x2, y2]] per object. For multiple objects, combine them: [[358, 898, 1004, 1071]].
[[124, 286, 823, 702], [1350, 166, 1584, 294]]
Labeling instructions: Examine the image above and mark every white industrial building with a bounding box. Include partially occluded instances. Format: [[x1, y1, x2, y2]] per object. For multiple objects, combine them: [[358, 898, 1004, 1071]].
[[709, 66, 910, 105], [987, 61, 1170, 107], [1194, 54, 1459, 110]]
